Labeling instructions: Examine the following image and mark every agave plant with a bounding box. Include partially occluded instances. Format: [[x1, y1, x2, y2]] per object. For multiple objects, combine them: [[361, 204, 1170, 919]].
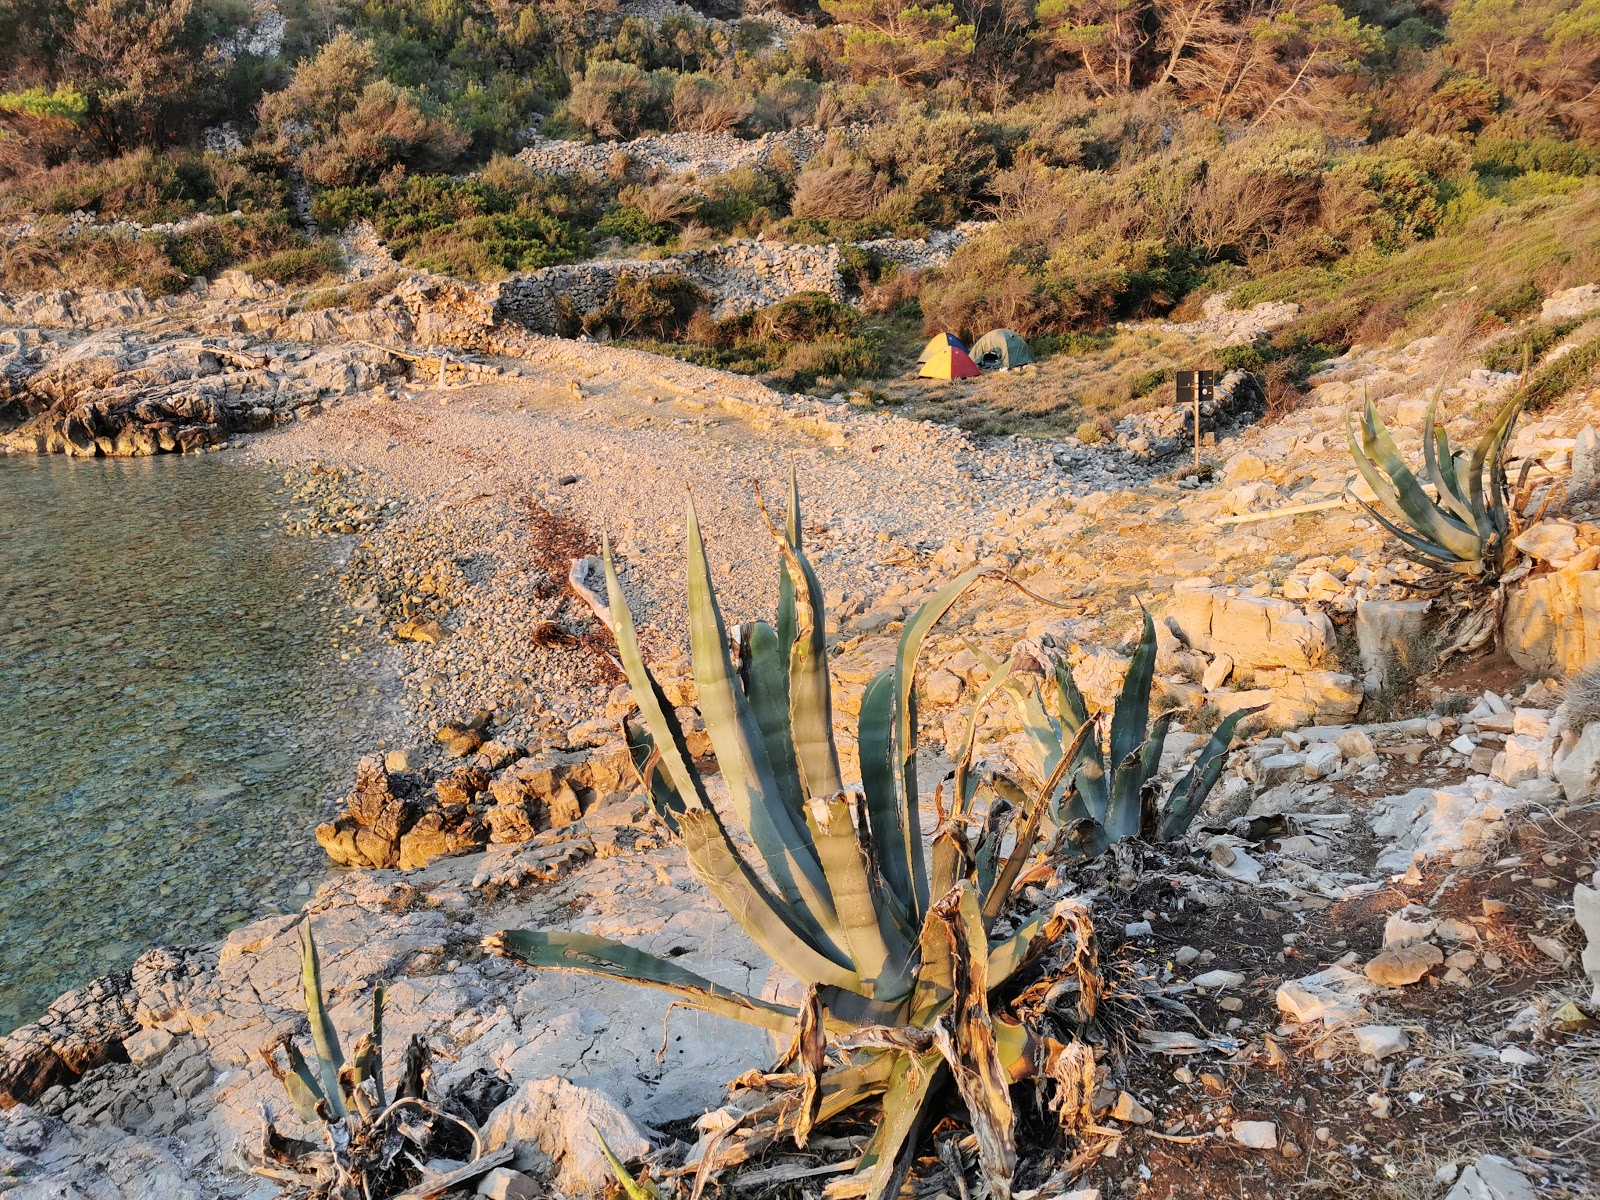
[[487, 479, 1101, 1200], [254, 923, 484, 1198], [1346, 391, 1522, 580], [961, 609, 1253, 855]]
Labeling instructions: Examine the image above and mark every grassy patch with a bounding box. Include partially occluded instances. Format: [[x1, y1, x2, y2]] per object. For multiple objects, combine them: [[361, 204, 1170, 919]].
[[1523, 331, 1600, 411]]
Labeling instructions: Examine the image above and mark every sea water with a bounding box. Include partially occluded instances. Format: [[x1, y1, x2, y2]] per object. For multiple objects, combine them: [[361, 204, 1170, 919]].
[[0, 454, 396, 1031]]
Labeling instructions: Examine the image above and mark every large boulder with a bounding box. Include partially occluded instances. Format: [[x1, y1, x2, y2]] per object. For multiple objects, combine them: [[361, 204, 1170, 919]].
[[1165, 587, 1335, 673], [1502, 564, 1600, 676], [483, 1078, 653, 1197], [1355, 599, 1432, 691]]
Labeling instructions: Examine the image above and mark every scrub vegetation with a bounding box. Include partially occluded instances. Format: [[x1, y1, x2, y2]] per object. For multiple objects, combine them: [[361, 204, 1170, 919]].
[[1, 0, 1598, 403]]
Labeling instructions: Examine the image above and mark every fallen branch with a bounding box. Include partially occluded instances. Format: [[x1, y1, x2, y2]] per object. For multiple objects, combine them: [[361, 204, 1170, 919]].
[[389, 1147, 514, 1200], [1213, 497, 1352, 526]]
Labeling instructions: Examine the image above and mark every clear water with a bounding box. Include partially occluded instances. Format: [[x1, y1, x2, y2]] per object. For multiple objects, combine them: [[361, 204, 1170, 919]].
[[0, 454, 398, 1032]]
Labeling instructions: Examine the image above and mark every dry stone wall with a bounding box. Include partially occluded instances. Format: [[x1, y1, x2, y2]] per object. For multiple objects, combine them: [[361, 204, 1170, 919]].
[[515, 126, 831, 179], [493, 239, 849, 331]]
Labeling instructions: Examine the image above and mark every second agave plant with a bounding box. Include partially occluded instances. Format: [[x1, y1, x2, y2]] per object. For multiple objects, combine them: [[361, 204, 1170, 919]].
[[1346, 390, 1521, 580], [487, 478, 1103, 1200]]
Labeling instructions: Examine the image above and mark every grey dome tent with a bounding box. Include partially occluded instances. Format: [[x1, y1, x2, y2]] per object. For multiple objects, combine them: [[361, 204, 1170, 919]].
[[971, 328, 1033, 369]]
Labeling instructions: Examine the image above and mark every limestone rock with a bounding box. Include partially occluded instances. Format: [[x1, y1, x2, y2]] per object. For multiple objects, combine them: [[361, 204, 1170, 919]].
[[1557, 723, 1600, 801], [315, 756, 425, 869], [1355, 599, 1431, 691], [1352, 1025, 1408, 1059], [1383, 905, 1436, 948], [1231, 1120, 1278, 1149], [1165, 587, 1334, 673], [479, 1166, 540, 1200], [1445, 1154, 1536, 1200], [1109, 1091, 1153, 1125], [1577, 871, 1600, 1005], [1276, 966, 1374, 1027], [1513, 520, 1580, 566], [1501, 564, 1600, 676], [1368, 779, 1524, 873], [1364, 942, 1443, 987], [484, 1078, 653, 1197]]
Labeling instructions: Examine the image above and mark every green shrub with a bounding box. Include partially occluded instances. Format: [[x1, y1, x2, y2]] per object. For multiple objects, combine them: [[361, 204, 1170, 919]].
[[1523, 332, 1600, 411], [592, 204, 676, 247], [1484, 319, 1582, 373], [240, 242, 344, 287], [594, 271, 707, 339]]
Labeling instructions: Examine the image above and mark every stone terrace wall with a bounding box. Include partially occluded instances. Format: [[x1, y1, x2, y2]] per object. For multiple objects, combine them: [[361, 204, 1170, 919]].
[[493, 239, 848, 332], [516, 126, 831, 179], [492, 224, 992, 334]]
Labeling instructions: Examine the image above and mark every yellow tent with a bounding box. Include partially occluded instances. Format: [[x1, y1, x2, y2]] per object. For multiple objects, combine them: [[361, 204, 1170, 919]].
[[918, 333, 980, 380]]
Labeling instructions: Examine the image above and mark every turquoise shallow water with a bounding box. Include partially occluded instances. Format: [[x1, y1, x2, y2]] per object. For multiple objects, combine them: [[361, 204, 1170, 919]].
[[0, 454, 396, 1032]]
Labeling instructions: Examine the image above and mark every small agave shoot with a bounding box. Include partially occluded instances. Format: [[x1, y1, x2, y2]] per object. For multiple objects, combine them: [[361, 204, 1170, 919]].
[[1346, 390, 1522, 581], [960, 611, 1255, 857], [488, 479, 1104, 1200], [254, 922, 491, 1198]]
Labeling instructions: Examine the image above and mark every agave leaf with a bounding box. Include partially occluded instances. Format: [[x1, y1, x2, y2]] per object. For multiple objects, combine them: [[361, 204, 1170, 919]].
[[1157, 704, 1262, 841], [840, 1049, 947, 1200], [808, 794, 911, 1001], [679, 808, 859, 987], [1055, 658, 1090, 729], [1052, 662, 1097, 825], [282, 1041, 327, 1126], [896, 565, 990, 920], [604, 538, 709, 810], [488, 929, 813, 1035], [298, 923, 347, 1121], [790, 985, 827, 1149], [1108, 608, 1157, 774], [952, 654, 1015, 814], [1354, 400, 1480, 558], [1466, 394, 1522, 526], [597, 1125, 665, 1200], [929, 885, 1016, 1200], [351, 984, 385, 1109], [623, 721, 685, 833], [686, 501, 841, 941], [858, 668, 914, 914], [1349, 494, 1462, 567], [743, 621, 804, 820], [1422, 389, 1476, 525], [775, 469, 800, 681], [770, 503, 844, 802], [928, 823, 973, 914]]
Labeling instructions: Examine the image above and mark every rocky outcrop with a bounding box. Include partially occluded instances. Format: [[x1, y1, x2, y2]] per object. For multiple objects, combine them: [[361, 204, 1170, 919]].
[[0, 948, 212, 1110], [1501, 523, 1600, 675], [317, 739, 637, 871]]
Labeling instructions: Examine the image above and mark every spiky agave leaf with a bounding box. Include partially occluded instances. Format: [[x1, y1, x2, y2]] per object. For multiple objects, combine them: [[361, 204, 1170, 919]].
[[769, 477, 845, 802], [597, 1125, 665, 1200], [678, 807, 860, 989], [741, 620, 804, 820], [1352, 398, 1481, 560], [298, 922, 347, 1121], [894, 566, 990, 921], [806, 793, 913, 1001], [487, 930, 811, 1035], [603, 536, 708, 813], [685, 499, 846, 954], [1156, 704, 1261, 841]]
